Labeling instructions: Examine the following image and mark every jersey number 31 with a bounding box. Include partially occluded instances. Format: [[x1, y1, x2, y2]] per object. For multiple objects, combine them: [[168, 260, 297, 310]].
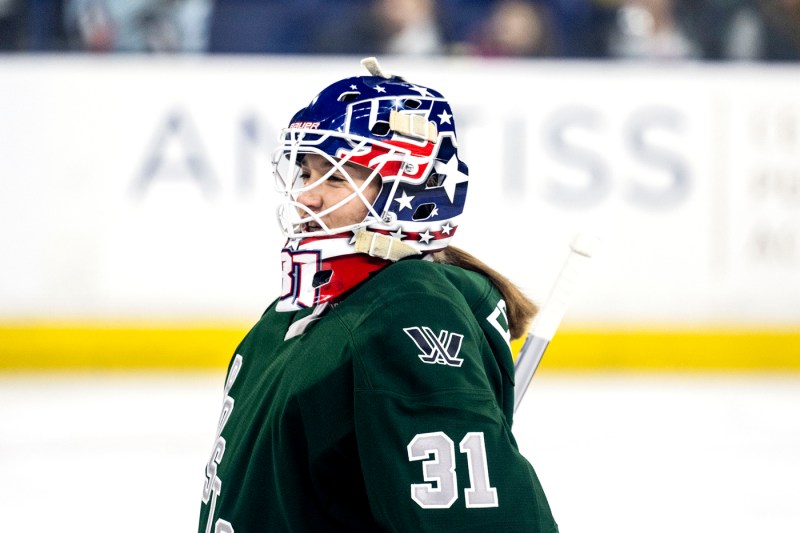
[[407, 431, 499, 509]]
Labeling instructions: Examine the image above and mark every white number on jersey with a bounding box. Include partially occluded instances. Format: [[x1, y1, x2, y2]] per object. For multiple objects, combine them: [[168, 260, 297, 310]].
[[407, 431, 499, 509], [280, 250, 321, 309]]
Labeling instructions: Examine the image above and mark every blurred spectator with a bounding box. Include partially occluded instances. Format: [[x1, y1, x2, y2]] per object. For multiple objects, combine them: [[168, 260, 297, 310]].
[[306, 0, 446, 55], [64, 0, 211, 52], [465, 0, 559, 57], [606, 0, 702, 60], [722, 0, 800, 61], [372, 0, 445, 55]]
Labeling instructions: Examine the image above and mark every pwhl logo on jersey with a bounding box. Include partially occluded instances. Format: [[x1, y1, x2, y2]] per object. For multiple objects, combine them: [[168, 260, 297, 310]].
[[403, 327, 464, 367]]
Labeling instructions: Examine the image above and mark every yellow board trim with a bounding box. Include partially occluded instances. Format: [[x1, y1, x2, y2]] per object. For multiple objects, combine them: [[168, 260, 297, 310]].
[[511, 328, 800, 372], [1, 323, 799, 372], [0, 322, 245, 371]]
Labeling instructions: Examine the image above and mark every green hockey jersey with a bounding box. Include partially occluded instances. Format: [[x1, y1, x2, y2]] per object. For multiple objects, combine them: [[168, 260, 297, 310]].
[[198, 258, 558, 532]]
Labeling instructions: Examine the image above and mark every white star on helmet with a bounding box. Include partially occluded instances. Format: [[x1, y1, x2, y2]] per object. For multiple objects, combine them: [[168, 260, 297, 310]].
[[394, 191, 415, 211], [436, 155, 468, 203], [418, 230, 434, 244]]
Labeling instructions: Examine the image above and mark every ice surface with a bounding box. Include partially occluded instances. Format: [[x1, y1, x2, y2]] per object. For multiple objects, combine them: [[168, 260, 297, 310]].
[[1, 372, 798, 532]]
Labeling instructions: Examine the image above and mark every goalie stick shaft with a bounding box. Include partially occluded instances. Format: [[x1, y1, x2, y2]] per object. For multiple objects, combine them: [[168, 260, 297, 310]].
[[513, 335, 550, 412], [513, 233, 598, 412]]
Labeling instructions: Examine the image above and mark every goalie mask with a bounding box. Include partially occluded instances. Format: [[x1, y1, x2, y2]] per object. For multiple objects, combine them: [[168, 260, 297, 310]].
[[273, 58, 469, 311]]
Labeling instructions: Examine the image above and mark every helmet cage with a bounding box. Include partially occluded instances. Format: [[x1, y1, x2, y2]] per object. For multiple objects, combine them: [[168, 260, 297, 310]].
[[273, 126, 443, 240]]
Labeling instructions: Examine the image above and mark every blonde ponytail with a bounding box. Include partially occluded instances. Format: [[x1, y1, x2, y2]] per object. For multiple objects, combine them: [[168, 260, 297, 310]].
[[431, 246, 537, 340]]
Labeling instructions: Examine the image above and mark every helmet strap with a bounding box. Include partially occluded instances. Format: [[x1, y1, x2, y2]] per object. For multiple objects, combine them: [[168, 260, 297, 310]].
[[353, 230, 421, 262]]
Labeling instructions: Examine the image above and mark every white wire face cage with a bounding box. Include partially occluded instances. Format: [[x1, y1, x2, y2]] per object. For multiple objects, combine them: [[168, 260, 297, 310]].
[[272, 128, 414, 240]]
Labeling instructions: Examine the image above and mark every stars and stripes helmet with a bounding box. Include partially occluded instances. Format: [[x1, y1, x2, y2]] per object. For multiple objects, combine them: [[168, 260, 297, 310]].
[[273, 58, 469, 311]]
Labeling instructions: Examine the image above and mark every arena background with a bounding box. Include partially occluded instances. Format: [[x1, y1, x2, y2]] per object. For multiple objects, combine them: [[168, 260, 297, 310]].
[[1, 56, 798, 370], [1, 54, 798, 532]]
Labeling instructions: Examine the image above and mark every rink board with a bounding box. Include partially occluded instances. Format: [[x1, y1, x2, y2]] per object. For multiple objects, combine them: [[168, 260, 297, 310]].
[[1, 324, 798, 371]]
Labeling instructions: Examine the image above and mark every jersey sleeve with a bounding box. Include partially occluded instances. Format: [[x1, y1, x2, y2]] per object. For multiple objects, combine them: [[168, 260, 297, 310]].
[[347, 288, 558, 532]]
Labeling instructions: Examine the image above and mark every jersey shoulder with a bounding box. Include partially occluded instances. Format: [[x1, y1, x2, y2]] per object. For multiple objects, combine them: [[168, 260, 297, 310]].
[[348, 258, 499, 316], [332, 258, 514, 404]]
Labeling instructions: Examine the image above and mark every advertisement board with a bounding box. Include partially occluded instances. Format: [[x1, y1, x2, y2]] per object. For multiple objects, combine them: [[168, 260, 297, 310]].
[[1, 57, 798, 368]]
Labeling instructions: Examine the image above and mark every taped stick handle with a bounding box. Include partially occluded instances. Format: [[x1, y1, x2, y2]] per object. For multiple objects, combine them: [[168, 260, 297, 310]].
[[513, 233, 598, 412]]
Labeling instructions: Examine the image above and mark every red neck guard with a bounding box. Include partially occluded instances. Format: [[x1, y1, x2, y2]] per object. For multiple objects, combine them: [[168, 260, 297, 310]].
[[277, 234, 393, 312]]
